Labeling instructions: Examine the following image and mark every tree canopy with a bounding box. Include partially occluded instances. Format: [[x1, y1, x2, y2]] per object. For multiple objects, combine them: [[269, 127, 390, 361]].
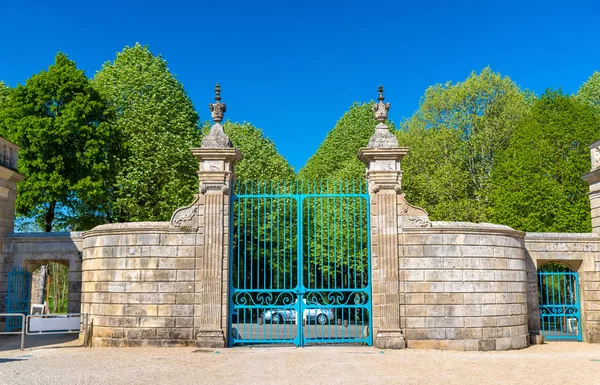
[[0, 53, 114, 231], [91, 43, 200, 224], [489, 90, 599, 233], [215, 121, 295, 182], [299, 103, 382, 181], [577, 71, 600, 112], [398, 67, 531, 222]]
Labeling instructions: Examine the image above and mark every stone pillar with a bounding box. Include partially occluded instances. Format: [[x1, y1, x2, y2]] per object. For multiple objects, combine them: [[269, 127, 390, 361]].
[[358, 86, 408, 349], [192, 147, 240, 348], [583, 140, 600, 234], [188, 84, 242, 348]]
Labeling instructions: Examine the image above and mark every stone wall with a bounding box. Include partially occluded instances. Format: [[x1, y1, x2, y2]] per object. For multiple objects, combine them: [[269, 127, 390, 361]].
[[0, 138, 23, 307], [81, 223, 199, 347], [0, 232, 82, 313], [399, 222, 529, 351], [525, 232, 600, 342]]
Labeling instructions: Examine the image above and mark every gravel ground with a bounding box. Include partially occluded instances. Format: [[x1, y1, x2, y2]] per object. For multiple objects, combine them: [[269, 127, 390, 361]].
[[1, 336, 599, 385]]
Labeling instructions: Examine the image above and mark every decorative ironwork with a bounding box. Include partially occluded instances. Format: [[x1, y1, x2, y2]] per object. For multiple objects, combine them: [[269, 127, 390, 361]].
[[228, 180, 372, 346], [537, 264, 581, 341]]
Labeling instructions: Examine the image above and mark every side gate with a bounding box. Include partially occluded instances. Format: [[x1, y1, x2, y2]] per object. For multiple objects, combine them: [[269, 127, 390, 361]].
[[5, 267, 31, 331], [229, 180, 372, 347], [538, 264, 582, 341]]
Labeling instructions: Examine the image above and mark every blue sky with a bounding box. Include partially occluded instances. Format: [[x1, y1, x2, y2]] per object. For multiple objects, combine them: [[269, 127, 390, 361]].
[[1, 1, 599, 171]]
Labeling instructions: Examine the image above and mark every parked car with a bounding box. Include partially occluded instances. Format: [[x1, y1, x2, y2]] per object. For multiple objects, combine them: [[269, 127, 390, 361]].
[[261, 299, 334, 325]]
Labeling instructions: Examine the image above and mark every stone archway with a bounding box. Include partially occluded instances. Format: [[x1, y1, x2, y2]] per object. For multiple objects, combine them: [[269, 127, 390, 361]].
[[0, 232, 83, 314]]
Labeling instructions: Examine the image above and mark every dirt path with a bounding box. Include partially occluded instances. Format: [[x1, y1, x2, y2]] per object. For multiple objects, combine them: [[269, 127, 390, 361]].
[[1, 338, 599, 385]]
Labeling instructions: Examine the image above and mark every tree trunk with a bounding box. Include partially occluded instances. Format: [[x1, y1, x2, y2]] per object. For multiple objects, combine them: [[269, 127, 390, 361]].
[[44, 200, 56, 233], [37, 264, 48, 308]]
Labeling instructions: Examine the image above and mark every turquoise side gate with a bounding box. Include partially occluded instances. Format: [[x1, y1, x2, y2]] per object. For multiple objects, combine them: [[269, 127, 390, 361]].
[[538, 264, 581, 341], [229, 180, 372, 347], [5, 267, 31, 331]]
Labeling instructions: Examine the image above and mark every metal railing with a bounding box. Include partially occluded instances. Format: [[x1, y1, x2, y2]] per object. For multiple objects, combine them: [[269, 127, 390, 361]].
[[1, 313, 88, 350], [0, 313, 26, 350]]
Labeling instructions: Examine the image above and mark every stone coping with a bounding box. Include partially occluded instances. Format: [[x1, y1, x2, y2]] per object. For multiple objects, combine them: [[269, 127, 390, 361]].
[[404, 221, 525, 237], [525, 232, 600, 241], [82, 222, 190, 238], [5, 231, 83, 240]]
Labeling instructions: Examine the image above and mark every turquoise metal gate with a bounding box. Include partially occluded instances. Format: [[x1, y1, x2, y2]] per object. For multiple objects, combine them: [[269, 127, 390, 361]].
[[538, 264, 581, 341], [5, 267, 31, 331], [229, 181, 372, 347]]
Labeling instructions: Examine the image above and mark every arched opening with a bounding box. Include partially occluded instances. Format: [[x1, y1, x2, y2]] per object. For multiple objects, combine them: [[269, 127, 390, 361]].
[[537, 262, 581, 341], [28, 260, 71, 315]]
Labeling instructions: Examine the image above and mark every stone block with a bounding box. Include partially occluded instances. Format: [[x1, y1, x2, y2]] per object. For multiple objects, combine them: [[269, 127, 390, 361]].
[[139, 317, 176, 328], [477, 339, 496, 351], [126, 282, 158, 293], [425, 305, 445, 317], [425, 270, 463, 282], [158, 304, 194, 317], [158, 282, 194, 293], [445, 305, 482, 317], [425, 317, 464, 328], [124, 305, 158, 317], [424, 293, 464, 305], [109, 317, 138, 328], [141, 270, 177, 282], [482, 327, 510, 339], [126, 328, 157, 340], [177, 270, 195, 281], [463, 270, 495, 281], [176, 317, 194, 328], [149, 246, 177, 257], [423, 245, 461, 257], [176, 293, 195, 304], [177, 246, 196, 257]]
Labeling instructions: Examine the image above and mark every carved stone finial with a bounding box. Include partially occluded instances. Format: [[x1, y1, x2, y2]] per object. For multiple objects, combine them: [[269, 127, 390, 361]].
[[202, 84, 232, 148], [373, 84, 391, 123], [368, 85, 398, 148], [209, 83, 227, 124]]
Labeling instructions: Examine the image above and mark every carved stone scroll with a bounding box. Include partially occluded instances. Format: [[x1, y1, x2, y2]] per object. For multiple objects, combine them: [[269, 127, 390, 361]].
[[170, 195, 199, 229]]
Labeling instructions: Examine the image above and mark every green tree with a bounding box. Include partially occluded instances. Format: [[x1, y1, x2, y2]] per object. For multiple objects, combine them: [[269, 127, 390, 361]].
[[399, 67, 531, 222], [299, 103, 383, 181], [577, 71, 600, 111], [0, 53, 113, 232], [213, 121, 295, 182], [490, 90, 598, 232], [92, 43, 199, 223], [0, 81, 8, 102]]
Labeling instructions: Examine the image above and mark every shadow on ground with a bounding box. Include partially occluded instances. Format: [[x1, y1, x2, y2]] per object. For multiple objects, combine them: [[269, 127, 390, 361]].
[[0, 333, 80, 351]]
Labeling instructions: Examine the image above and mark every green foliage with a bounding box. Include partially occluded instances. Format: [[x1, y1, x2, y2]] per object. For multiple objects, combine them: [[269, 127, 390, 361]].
[[490, 91, 598, 232], [577, 71, 600, 111], [299, 103, 385, 181], [0, 53, 114, 231], [92, 43, 200, 223], [0, 81, 8, 103], [399, 67, 531, 222], [209, 121, 295, 182]]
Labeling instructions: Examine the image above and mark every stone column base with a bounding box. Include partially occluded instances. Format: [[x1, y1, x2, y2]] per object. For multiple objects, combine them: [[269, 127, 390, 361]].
[[196, 329, 225, 348], [375, 329, 406, 349]]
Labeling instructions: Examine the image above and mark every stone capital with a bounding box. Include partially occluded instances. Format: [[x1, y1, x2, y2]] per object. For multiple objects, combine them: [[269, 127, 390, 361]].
[[358, 147, 409, 194]]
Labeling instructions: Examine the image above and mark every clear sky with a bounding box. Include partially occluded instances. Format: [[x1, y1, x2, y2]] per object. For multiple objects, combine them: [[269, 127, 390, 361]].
[[1, 1, 599, 171]]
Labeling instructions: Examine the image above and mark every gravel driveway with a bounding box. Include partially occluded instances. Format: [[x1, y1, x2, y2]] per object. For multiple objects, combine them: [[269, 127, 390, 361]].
[[1, 336, 599, 385]]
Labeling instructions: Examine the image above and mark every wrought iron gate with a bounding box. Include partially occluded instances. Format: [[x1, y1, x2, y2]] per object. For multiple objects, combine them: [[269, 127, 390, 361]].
[[5, 267, 31, 332], [538, 264, 581, 341], [229, 180, 372, 346]]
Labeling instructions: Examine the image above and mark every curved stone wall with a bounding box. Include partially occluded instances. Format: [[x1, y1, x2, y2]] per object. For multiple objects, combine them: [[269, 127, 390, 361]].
[[399, 222, 528, 351], [81, 223, 198, 347]]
